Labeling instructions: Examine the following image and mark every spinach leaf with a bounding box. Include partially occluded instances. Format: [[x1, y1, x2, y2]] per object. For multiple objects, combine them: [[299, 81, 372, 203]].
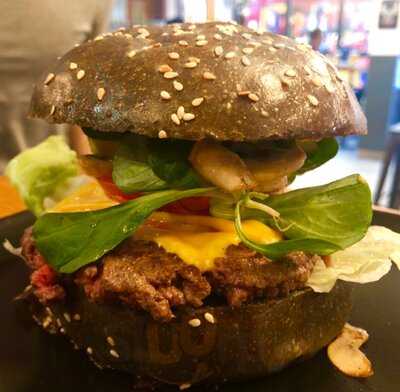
[[148, 140, 203, 188], [234, 175, 372, 258], [112, 143, 167, 193], [112, 137, 202, 193], [297, 138, 339, 174], [33, 187, 214, 273], [235, 201, 341, 259]]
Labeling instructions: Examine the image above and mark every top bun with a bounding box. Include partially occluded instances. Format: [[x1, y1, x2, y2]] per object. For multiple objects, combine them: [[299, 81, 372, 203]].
[[29, 22, 367, 141]]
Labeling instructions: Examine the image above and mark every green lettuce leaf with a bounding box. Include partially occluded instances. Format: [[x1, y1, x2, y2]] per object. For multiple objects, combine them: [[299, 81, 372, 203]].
[[307, 225, 400, 292], [5, 136, 78, 216], [33, 187, 214, 273], [234, 175, 372, 258]]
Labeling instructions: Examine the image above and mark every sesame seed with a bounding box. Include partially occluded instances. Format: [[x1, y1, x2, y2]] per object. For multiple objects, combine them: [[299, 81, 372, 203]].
[[49, 105, 55, 115], [312, 76, 323, 87], [124, 33, 133, 39], [164, 71, 178, 79], [184, 61, 197, 68], [158, 130, 167, 139], [76, 70, 85, 80], [173, 80, 183, 91], [188, 24, 196, 30], [248, 93, 260, 102], [196, 40, 208, 46], [192, 97, 204, 107], [73, 313, 81, 321], [168, 52, 180, 60], [261, 110, 268, 117], [114, 32, 123, 37], [106, 336, 115, 346], [94, 35, 104, 41], [138, 28, 150, 37], [97, 87, 106, 101], [307, 94, 319, 106], [180, 384, 192, 391], [86, 347, 93, 355], [203, 71, 216, 80], [60, 327, 66, 334], [127, 50, 136, 58], [63, 312, 71, 323], [214, 46, 223, 56], [325, 83, 335, 93], [242, 47, 254, 54], [214, 33, 223, 40], [110, 349, 120, 358], [204, 312, 215, 324], [238, 90, 251, 96], [158, 64, 172, 73], [263, 39, 273, 45], [153, 42, 162, 48], [197, 34, 206, 40], [160, 90, 171, 100], [69, 62, 78, 70], [269, 47, 277, 53], [171, 113, 180, 125], [285, 69, 297, 77], [179, 40, 188, 46], [44, 73, 55, 85], [224, 51, 236, 59], [273, 42, 285, 49], [188, 318, 201, 327], [304, 65, 312, 75], [249, 41, 261, 47], [241, 56, 251, 66], [183, 113, 195, 121], [56, 318, 62, 327], [177, 106, 185, 119], [189, 56, 201, 64], [242, 33, 252, 40], [42, 317, 51, 328]]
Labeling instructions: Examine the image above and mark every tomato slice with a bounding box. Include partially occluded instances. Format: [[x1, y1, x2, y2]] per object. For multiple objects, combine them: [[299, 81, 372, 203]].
[[97, 176, 141, 202], [97, 177, 210, 215]]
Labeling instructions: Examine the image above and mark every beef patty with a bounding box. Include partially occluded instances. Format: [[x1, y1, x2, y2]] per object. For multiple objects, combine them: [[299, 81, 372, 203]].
[[21, 228, 319, 322]]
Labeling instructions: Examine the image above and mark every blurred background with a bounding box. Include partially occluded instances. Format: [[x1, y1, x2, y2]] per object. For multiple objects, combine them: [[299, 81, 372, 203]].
[[1, 0, 400, 208]]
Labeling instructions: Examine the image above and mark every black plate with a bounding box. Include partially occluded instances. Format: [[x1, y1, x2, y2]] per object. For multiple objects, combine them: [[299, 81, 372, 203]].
[[1, 210, 400, 392]]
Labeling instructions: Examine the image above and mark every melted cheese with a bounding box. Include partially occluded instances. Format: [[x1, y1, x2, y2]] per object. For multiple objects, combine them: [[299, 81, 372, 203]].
[[51, 182, 283, 270], [139, 212, 283, 271], [50, 181, 117, 212]]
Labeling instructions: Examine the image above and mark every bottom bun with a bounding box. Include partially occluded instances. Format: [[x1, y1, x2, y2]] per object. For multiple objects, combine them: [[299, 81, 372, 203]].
[[29, 282, 351, 386]]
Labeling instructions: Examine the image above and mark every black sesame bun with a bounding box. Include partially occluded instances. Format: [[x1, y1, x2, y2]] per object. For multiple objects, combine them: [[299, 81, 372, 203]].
[[29, 22, 366, 141], [30, 283, 351, 386]]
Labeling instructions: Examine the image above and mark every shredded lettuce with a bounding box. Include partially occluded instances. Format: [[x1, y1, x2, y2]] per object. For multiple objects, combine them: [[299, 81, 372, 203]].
[[5, 136, 79, 216], [307, 226, 400, 292]]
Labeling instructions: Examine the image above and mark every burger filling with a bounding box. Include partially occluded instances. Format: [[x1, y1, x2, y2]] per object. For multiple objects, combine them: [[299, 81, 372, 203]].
[[7, 133, 372, 321]]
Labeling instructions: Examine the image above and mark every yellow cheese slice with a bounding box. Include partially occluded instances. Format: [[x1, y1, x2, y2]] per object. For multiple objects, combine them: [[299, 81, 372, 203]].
[[139, 212, 283, 271], [50, 181, 117, 212]]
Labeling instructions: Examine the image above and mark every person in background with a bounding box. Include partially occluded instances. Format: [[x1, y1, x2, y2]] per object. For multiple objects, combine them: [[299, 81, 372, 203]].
[[0, 0, 113, 172], [309, 28, 323, 52]]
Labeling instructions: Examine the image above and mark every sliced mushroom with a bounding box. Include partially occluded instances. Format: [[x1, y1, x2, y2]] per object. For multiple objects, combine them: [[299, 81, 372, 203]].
[[327, 323, 374, 378], [189, 139, 256, 193], [244, 144, 306, 190]]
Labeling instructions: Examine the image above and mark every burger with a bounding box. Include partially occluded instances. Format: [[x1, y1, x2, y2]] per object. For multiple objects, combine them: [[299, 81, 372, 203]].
[[5, 22, 399, 388]]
